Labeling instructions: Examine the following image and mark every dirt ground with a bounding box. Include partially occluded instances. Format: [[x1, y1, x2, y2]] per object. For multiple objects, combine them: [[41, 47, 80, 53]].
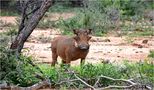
[[0, 14, 154, 66]]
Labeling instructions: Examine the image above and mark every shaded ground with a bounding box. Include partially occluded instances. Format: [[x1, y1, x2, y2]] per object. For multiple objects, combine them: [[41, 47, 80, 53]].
[[0, 15, 154, 66]]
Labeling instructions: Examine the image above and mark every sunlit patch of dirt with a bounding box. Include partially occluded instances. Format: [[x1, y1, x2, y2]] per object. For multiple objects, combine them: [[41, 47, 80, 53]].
[[0, 16, 17, 24]]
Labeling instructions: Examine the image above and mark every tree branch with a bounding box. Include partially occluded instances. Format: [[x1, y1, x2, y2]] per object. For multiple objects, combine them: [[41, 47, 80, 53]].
[[0, 80, 51, 90], [56, 79, 79, 85], [18, 0, 30, 33], [99, 75, 136, 85], [10, 0, 52, 53], [94, 75, 152, 90], [66, 69, 96, 90], [73, 73, 96, 90]]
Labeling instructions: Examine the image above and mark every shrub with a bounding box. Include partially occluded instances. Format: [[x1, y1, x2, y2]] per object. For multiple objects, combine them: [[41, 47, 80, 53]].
[[5, 28, 18, 36], [148, 50, 154, 58], [73, 63, 123, 86], [0, 33, 41, 87], [56, 8, 112, 36], [39, 61, 154, 88], [54, 0, 153, 36], [0, 1, 19, 16], [37, 18, 56, 29], [136, 61, 154, 87]]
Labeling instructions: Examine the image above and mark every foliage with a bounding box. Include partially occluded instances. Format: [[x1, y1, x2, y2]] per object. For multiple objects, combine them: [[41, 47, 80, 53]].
[[37, 18, 56, 29], [73, 63, 122, 86], [4, 28, 18, 36], [0, 32, 40, 87], [39, 61, 154, 88], [54, 0, 153, 36], [48, 1, 77, 13], [55, 8, 111, 36], [148, 50, 154, 58], [0, 1, 19, 16], [1, 0, 153, 36], [0, 10, 19, 16], [137, 61, 154, 86]]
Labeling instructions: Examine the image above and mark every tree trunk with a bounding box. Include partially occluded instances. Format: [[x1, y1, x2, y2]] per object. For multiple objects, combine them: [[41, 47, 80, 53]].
[[10, 0, 52, 53]]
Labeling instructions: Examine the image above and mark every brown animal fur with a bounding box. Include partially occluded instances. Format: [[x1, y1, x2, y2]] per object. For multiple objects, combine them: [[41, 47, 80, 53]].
[[51, 29, 92, 66]]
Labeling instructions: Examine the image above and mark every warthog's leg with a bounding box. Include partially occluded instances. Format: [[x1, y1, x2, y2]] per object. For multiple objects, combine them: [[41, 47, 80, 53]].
[[62, 60, 66, 64], [81, 58, 85, 66], [51, 53, 58, 66], [60, 60, 66, 67], [61, 60, 70, 68], [51, 48, 58, 66]]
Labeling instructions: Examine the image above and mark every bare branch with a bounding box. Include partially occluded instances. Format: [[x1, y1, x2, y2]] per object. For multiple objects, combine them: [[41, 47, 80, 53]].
[[73, 73, 96, 90], [26, 7, 40, 17], [62, 69, 152, 90], [18, 0, 30, 33], [66, 69, 96, 90], [99, 75, 136, 85], [94, 75, 152, 90], [97, 84, 137, 90], [0, 79, 51, 90], [56, 79, 79, 85], [93, 77, 100, 87]]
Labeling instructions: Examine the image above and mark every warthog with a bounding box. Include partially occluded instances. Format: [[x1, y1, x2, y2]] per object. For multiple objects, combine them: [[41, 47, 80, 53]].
[[51, 29, 92, 66]]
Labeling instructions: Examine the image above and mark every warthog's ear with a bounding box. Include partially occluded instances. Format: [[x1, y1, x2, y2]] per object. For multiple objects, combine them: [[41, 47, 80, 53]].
[[73, 29, 79, 35], [87, 29, 92, 34]]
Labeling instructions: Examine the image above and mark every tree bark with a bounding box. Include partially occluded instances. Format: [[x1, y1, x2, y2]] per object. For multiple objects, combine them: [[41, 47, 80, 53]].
[[10, 0, 52, 53]]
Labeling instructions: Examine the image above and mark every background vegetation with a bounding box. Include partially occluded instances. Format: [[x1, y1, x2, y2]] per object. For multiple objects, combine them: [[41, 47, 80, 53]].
[[1, 0, 153, 36]]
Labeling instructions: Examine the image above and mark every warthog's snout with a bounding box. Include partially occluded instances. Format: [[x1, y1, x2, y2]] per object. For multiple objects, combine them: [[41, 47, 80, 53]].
[[79, 44, 89, 50]]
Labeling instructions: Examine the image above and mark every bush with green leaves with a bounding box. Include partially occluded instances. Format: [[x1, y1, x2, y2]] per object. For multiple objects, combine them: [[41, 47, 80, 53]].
[[39, 61, 154, 88], [54, 0, 153, 36], [0, 0, 19, 16], [0, 33, 41, 87], [56, 8, 112, 36], [148, 50, 154, 58]]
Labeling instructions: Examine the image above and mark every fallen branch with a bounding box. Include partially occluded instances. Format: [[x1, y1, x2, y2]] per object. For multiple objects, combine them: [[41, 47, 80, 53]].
[[93, 76, 101, 87], [97, 84, 152, 90], [0, 79, 51, 90], [67, 69, 96, 90], [97, 84, 137, 90], [56, 79, 79, 85], [94, 75, 152, 90], [73, 73, 96, 90], [64, 69, 152, 90], [99, 75, 136, 85]]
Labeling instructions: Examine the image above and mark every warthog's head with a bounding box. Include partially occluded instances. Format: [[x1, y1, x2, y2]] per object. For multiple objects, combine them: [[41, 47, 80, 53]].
[[73, 29, 92, 50]]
